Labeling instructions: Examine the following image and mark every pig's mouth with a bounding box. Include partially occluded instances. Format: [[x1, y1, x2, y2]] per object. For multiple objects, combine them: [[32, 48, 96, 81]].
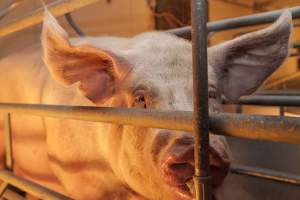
[[170, 178, 221, 200]]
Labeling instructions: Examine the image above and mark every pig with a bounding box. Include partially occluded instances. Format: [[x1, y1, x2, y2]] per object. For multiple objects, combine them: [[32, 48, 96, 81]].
[[0, 9, 292, 200]]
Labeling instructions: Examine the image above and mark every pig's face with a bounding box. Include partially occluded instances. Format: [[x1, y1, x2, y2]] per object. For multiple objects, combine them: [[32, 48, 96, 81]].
[[42, 9, 291, 200]]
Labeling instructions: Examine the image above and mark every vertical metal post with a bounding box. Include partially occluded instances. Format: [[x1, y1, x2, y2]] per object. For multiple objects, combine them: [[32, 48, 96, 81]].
[[236, 104, 243, 114], [0, 113, 13, 198], [4, 113, 13, 170], [279, 106, 285, 116], [191, 0, 211, 200]]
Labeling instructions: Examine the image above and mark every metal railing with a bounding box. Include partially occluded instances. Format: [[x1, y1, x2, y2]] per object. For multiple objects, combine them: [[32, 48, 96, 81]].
[[0, 0, 99, 37], [0, 1, 300, 200]]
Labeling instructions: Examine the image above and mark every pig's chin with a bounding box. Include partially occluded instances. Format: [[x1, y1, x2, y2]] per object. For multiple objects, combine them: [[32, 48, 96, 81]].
[[169, 179, 222, 200]]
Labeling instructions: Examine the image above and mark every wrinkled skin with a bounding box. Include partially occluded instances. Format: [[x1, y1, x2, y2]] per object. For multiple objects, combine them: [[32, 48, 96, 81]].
[[0, 10, 292, 200]]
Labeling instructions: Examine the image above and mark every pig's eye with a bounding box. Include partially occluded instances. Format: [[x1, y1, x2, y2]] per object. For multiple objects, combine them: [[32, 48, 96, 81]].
[[208, 91, 217, 99], [133, 94, 147, 109]]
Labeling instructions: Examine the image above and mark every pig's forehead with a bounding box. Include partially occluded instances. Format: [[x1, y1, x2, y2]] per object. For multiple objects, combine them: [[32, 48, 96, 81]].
[[126, 32, 217, 88]]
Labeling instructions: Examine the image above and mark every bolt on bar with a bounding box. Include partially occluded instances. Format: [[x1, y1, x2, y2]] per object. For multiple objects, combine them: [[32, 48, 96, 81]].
[[0, 0, 99, 37], [231, 164, 300, 186], [168, 6, 300, 38], [191, 0, 211, 199]]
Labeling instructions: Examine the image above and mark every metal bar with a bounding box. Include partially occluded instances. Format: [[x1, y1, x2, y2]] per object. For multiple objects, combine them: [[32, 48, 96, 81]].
[[231, 164, 300, 186], [293, 42, 300, 49], [255, 90, 300, 96], [4, 113, 13, 170], [236, 104, 243, 114], [168, 6, 300, 38], [237, 95, 300, 106], [191, 0, 211, 199], [0, 103, 299, 144], [0, 0, 99, 37], [65, 12, 85, 36], [0, 170, 71, 200], [0, 0, 23, 20], [0, 182, 9, 197], [279, 106, 285, 116], [210, 113, 300, 144], [4, 188, 26, 200]]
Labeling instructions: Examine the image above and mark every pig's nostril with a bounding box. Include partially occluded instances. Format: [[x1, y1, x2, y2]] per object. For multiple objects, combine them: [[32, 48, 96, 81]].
[[162, 161, 194, 185], [169, 163, 191, 171]]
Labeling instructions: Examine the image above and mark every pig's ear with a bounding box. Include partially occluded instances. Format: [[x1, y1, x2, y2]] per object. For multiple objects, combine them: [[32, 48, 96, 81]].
[[208, 10, 292, 101], [41, 10, 128, 104]]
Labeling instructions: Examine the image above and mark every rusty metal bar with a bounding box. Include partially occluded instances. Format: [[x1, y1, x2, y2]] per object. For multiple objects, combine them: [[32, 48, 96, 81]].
[[0, 103, 300, 144], [231, 164, 300, 186], [191, 0, 211, 199], [0, 0, 99, 37], [168, 6, 300, 38], [0, 170, 71, 200], [0, 182, 9, 197], [4, 113, 13, 170]]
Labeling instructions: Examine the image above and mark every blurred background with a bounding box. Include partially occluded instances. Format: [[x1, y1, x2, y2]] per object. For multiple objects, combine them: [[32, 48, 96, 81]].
[[0, 0, 300, 199]]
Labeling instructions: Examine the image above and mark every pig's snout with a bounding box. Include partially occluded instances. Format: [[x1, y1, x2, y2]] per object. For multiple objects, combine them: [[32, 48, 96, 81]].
[[160, 136, 230, 199]]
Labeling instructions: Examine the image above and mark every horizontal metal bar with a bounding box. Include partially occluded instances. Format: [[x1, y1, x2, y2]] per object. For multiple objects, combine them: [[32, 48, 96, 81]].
[[293, 42, 300, 49], [236, 95, 300, 106], [0, 103, 300, 144], [168, 6, 300, 38], [255, 90, 300, 96], [0, 170, 71, 200], [0, 0, 99, 37], [231, 164, 300, 186]]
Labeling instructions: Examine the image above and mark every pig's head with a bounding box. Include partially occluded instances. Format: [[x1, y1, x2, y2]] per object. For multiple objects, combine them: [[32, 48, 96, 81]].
[[42, 10, 291, 200]]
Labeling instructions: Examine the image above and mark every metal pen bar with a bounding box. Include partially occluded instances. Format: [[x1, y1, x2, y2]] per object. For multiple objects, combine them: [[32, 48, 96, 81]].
[[210, 113, 300, 144], [168, 6, 300, 38], [0, 170, 71, 200], [0, 182, 9, 197], [65, 12, 85, 36], [231, 164, 300, 186], [0, 0, 99, 37], [0, 103, 300, 144], [255, 90, 300, 96], [237, 95, 300, 106], [191, 0, 211, 199], [4, 188, 26, 200], [4, 113, 13, 170]]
